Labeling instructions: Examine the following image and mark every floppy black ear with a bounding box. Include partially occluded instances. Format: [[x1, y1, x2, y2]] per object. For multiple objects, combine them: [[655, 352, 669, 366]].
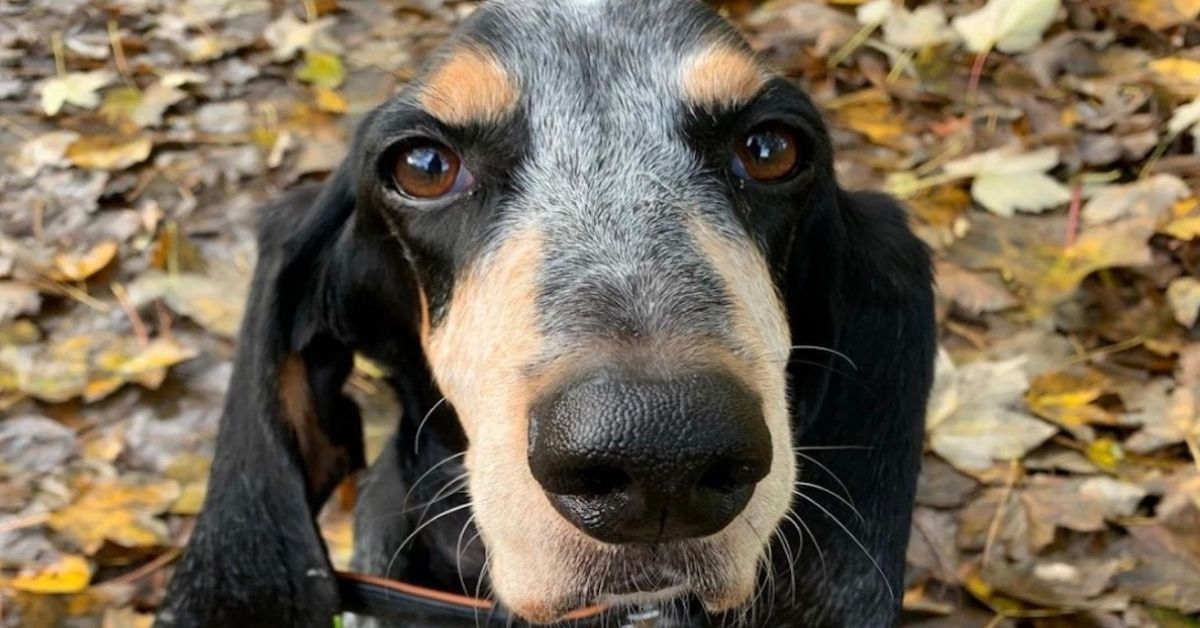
[[777, 188, 936, 626], [157, 165, 366, 628]]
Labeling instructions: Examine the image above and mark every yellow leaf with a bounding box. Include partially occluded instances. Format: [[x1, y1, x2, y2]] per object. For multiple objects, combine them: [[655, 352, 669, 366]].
[[313, 85, 347, 113], [8, 555, 92, 594], [89, 337, 198, 400], [48, 479, 180, 554], [297, 50, 346, 89], [1085, 438, 1126, 472], [100, 86, 143, 125], [1149, 57, 1200, 96], [1026, 369, 1115, 428], [830, 90, 908, 146], [52, 241, 118, 282], [66, 135, 153, 171], [1118, 0, 1200, 29], [1163, 215, 1200, 240]]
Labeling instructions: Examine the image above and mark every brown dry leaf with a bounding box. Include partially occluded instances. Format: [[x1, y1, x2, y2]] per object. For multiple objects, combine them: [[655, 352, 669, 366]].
[[127, 268, 248, 338], [960, 475, 1146, 560], [52, 241, 118, 282], [1025, 369, 1116, 429], [1082, 174, 1192, 226], [1119, 521, 1200, 613], [66, 135, 153, 171], [47, 478, 180, 554], [982, 556, 1130, 610], [950, 213, 1155, 316], [6, 554, 92, 594], [935, 261, 1019, 314]]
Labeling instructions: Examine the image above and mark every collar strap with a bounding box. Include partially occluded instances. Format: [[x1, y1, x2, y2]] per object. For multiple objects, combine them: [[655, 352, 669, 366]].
[[335, 571, 608, 625]]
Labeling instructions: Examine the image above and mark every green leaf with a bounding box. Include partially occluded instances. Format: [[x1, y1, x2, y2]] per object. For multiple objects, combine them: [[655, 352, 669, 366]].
[[297, 50, 345, 89]]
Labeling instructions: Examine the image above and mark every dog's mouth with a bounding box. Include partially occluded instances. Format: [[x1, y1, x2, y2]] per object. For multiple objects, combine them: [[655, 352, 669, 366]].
[[528, 538, 752, 622]]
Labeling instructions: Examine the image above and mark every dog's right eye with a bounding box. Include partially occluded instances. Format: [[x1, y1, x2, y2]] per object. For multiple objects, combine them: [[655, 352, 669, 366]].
[[392, 140, 474, 199]]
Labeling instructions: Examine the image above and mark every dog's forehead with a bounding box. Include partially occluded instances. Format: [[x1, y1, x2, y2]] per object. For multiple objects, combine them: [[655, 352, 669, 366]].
[[420, 0, 766, 135]]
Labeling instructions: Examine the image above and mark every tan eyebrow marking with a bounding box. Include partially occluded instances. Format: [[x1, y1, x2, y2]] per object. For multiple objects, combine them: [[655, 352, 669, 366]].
[[680, 43, 769, 109], [419, 46, 519, 125]]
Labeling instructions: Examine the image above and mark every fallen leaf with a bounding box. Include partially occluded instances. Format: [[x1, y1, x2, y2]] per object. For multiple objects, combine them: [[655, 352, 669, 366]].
[[7, 130, 80, 177], [263, 12, 337, 61], [952, 0, 1061, 54], [194, 101, 251, 135], [935, 261, 1019, 314], [927, 352, 1058, 472], [960, 475, 1146, 559], [130, 82, 188, 128], [40, 70, 115, 116], [1167, 97, 1200, 145], [297, 50, 345, 89], [1150, 57, 1200, 97], [1120, 522, 1200, 613], [1117, 0, 1200, 29], [7, 554, 92, 594], [0, 281, 41, 323], [1025, 368, 1116, 428], [87, 337, 200, 401], [0, 415, 76, 474], [830, 89, 910, 147], [943, 146, 1071, 216], [950, 213, 1155, 315], [1082, 174, 1192, 226], [52, 241, 118, 282], [1167, 277, 1200, 328], [66, 136, 154, 171], [313, 85, 347, 114], [882, 4, 958, 49], [127, 268, 248, 338], [47, 478, 180, 554]]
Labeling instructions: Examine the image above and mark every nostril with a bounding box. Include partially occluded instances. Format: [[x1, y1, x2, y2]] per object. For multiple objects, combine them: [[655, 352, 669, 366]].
[[555, 465, 631, 497], [699, 459, 764, 493]]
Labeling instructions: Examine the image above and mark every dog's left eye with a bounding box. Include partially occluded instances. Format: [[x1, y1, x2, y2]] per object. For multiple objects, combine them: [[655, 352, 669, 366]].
[[731, 124, 800, 183], [392, 140, 474, 199]]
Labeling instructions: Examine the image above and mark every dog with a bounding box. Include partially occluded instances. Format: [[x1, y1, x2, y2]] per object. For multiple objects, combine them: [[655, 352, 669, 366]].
[[155, 0, 935, 626]]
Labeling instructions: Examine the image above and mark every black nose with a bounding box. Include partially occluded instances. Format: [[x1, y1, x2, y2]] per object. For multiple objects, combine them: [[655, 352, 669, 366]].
[[528, 370, 772, 544]]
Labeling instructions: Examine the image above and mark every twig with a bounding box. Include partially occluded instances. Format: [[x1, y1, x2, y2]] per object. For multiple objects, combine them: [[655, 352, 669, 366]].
[[93, 547, 182, 589], [1063, 179, 1083, 248], [967, 49, 991, 104], [0, 512, 49, 535], [51, 32, 66, 76], [111, 282, 150, 347], [108, 20, 133, 87], [982, 460, 1021, 568]]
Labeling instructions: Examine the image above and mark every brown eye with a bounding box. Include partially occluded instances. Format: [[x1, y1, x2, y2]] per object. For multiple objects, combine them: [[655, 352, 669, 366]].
[[732, 125, 800, 183], [392, 141, 473, 199]]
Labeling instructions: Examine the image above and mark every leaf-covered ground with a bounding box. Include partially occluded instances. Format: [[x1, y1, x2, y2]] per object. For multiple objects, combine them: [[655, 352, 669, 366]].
[[0, 0, 1197, 626]]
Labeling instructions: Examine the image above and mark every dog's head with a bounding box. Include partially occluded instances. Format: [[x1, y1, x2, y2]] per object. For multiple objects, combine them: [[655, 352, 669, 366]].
[[346, 0, 837, 621]]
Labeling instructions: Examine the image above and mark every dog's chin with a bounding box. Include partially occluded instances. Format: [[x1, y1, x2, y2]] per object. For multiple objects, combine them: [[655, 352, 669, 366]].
[[502, 542, 758, 624]]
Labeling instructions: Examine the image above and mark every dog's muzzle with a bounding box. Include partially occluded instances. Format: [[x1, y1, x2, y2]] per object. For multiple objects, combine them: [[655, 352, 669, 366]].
[[527, 370, 772, 544]]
